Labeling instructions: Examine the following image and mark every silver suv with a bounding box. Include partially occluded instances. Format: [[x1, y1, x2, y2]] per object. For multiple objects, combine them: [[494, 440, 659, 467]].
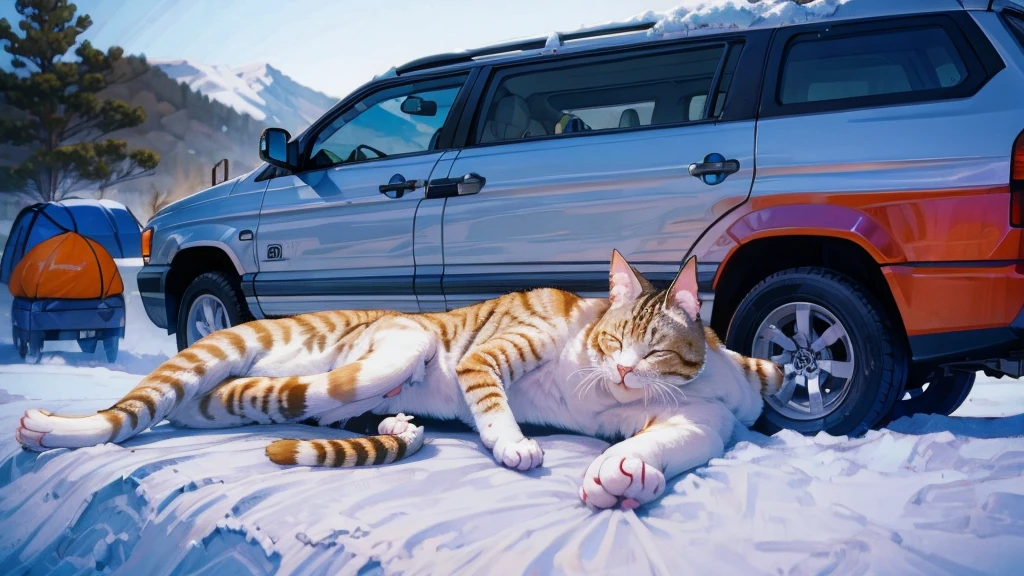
[[139, 0, 1024, 436]]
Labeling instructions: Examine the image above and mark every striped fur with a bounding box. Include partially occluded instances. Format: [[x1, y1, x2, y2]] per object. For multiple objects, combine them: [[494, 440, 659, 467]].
[[16, 251, 786, 508]]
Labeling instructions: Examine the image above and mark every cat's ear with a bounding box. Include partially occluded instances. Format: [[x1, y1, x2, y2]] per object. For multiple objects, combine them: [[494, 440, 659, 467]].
[[609, 249, 644, 309], [664, 256, 701, 321]]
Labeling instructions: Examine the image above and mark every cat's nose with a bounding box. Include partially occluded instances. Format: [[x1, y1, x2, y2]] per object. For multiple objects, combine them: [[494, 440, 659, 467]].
[[617, 364, 634, 380]]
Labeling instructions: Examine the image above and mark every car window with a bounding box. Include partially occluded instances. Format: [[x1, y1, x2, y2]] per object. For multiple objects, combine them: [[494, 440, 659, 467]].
[[779, 26, 969, 105], [1003, 10, 1024, 49], [308, 78, 466, 169], [475, 43, 731, 144]]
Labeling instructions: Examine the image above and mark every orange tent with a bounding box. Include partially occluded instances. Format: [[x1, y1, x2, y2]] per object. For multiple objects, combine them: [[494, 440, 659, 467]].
[[8, 232, 124, 300]]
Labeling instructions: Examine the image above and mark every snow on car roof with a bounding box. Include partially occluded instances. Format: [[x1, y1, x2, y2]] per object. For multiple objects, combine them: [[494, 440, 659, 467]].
[[387, 0, 968, 78], [618, 0, 965, 38]]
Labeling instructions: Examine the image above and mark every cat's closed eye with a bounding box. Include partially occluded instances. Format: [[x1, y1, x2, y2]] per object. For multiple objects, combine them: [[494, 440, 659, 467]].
[[644, 350, 673, 361], [598, 332, 621, 353]]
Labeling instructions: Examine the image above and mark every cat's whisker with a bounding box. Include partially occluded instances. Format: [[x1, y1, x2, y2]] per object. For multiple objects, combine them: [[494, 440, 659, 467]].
[[575, 371, 605, 399], [650, 380, 683, 409], [573, 368, 602, 397], [567, 367, 599, 382]]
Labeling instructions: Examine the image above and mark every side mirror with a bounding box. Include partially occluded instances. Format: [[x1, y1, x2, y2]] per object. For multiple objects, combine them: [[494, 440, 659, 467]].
[[400, 96, 438, 117], [259, 128, 295, 169]]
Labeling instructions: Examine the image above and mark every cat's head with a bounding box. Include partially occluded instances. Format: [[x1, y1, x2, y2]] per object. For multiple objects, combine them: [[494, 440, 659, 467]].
[[587, 250, 707, 404]]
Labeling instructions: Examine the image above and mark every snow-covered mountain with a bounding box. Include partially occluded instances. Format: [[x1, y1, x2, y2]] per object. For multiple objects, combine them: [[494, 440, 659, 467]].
[[151, 59, 337, 134]]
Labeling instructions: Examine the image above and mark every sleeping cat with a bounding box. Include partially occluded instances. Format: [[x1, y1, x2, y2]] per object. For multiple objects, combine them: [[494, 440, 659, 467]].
[[15, 251, 781, 510]]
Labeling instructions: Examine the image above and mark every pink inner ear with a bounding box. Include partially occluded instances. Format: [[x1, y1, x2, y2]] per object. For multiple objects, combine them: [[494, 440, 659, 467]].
[[673, 289, 700, 320], [609, 252, 641, 304], [668, 258, 700, 319]]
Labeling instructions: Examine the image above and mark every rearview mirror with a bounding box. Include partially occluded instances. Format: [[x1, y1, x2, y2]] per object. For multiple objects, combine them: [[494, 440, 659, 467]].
[[259, 128, 295, 169], [400, 96, 438, 117]]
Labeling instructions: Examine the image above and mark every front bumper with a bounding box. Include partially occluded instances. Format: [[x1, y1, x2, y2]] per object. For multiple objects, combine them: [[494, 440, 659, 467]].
[[136, 265, 171, 330]]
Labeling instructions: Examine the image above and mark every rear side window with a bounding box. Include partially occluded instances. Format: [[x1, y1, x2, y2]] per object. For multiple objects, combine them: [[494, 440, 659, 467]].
[[779, 26, 969, 105], [1003, 10, 1024, 49], [474, 42, 739, 144]]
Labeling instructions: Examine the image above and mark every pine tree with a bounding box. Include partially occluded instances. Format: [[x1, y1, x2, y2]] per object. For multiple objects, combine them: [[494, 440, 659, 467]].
[[0, 0, 160, 201]]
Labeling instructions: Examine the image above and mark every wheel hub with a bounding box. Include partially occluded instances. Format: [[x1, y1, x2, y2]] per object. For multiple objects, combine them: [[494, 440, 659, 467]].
[[186, 294, 230, 346], [751, 302, 856, 421], [792, 348, 818, 372]]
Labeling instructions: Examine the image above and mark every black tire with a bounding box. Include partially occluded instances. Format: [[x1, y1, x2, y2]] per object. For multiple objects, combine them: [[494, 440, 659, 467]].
[[78, 338, 98, 354], [103, 337, 119, 363], [24, 333, 43, 364], [725, 267, 908, 437], [889, 371, 976, 419], [176, 271, 251, 351]]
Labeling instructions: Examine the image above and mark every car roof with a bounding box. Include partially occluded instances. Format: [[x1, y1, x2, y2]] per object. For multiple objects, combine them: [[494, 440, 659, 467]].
[[389, 0, 969, 79]]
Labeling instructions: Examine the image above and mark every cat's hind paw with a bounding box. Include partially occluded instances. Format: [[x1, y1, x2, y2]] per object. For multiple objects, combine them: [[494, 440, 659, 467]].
[[492, 436, 543, 471], [378, 413, 416, 435], [580, 455, 666, 510]]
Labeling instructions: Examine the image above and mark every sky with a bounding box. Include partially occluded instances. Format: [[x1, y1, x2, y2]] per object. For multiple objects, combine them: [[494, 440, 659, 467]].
[[1, 0, 689, 98]]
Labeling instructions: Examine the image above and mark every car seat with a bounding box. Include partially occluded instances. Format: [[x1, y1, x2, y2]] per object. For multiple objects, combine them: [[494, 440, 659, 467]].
[[618, 108, 641, 128], [480, 95, 547, 142]]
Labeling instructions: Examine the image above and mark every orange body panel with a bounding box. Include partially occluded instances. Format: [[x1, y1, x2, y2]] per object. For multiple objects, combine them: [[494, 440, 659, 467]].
[[883, 264, 1024, 337], [9, 232, 124, 300], [693, 186, 1024, 337]]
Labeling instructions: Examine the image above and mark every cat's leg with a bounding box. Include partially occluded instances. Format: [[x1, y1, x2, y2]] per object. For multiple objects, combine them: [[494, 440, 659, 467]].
[[171, 318, 435, 428], [580, 404, 735, 510], [15, 323, 286, 451], [456, 348, 544, 471]]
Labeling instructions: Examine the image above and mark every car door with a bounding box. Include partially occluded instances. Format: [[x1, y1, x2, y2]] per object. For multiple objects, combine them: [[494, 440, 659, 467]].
[[435, 35, 761, 311], [254, 74, 469, 316]]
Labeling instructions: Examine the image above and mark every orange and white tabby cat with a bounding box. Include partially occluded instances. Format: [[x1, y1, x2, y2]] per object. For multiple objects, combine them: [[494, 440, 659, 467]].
[[16, 251, 781, 510]]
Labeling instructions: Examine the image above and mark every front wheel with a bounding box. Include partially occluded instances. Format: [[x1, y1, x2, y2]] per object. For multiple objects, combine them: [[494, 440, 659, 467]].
[[176, 271, 249, 351], [725, 267, 908, 437]]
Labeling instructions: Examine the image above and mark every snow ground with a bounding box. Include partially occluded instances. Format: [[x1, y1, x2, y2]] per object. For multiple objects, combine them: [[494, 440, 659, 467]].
[[0, 296, 1022, 574]]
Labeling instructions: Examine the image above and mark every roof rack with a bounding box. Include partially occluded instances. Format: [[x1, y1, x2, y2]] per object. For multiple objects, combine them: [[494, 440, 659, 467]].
[[394, 19, 658, 75]]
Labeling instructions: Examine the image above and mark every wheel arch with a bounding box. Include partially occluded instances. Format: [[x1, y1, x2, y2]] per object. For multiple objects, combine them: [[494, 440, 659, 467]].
[[708, 234, 909, 354], [165, 246, 245, 335]]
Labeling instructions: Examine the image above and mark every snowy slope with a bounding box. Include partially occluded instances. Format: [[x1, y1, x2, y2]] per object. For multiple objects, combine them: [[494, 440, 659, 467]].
[[152, 59, 337, 134], [0, 375, 1022, 575]]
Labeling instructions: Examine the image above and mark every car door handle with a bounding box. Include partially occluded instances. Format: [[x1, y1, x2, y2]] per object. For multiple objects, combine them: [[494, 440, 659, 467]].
[[688, 159, 740, 177], [378, 177, 423, 199], [425, 173, 486, 199], [688, 153, 740, 186]]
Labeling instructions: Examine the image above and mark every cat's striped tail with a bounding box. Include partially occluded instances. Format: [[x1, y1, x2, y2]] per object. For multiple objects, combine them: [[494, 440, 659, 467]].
[[265, 413, 425, 467]]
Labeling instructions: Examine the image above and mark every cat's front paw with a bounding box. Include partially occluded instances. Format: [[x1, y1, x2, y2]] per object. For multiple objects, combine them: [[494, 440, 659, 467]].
[[580, 454, 666, 511], [492, 436, 543, 471]]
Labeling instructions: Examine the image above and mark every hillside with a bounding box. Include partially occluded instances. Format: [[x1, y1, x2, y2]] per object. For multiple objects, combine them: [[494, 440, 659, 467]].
[[152, 59, 338, 136], [0, 58, 335, 222]]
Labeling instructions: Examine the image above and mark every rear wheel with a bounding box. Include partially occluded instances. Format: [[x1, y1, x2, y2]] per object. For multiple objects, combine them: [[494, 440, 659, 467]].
[[889, 371, 976, 419], [78, 338, 98, 354], [725, 267, 908, 437], [176, 271, 249, 351], [23, 333, 43, 364], [103, 336, 119, 363]]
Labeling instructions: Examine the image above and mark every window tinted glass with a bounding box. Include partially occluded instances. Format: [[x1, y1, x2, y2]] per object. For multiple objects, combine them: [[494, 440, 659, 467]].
[[477, 44, 730, 143], [780, 27, 968, 104], [309, 78, 465, 168], [1004, 10, 1024, 49]]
